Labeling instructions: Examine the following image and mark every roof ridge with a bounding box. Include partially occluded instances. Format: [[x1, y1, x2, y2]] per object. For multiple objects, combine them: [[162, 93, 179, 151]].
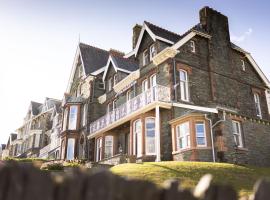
[[79, 42, 109, 53], [144, 21, 181, 37]]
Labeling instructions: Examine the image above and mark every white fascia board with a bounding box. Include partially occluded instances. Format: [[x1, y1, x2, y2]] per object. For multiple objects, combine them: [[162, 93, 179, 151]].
[[172, 32, 197, 50], [155, 36, 174, 45], [91, 66, 106, 76], [173, 103, 218, 113], [102, 56, 118, 81], [246, 54, 270, 88], [124, 50, 135, 58], [66, 45, 81, 93], [117, 68, 132, 74]]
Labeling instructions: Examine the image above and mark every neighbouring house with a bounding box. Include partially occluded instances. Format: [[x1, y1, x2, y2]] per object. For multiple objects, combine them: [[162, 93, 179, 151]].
[[13, 98, 62, 159], [1, 133, 17, 159], [0, 144, 6, 160], [60, 6, 270, 166]]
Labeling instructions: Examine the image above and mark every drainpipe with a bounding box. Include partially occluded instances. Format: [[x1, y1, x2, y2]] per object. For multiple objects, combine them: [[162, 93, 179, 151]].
[[205, 110, 226, 163]]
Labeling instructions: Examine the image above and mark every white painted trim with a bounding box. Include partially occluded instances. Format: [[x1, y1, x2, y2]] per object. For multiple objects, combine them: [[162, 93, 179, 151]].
[[102, 56, 132, 81], [124, 50, 135, 58], [172, 32, 197, 50], [91, 66, 106, 76], [246, 54, 270, 88], [173, 103, 218, 113], [155, 36, 174, 45]]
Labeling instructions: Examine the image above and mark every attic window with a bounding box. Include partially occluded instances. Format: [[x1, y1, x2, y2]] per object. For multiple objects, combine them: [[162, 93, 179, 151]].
[[143, 49, 149, 66], [241, 60, 246, 71], [150, 44, 157, 61], [190, 40, 195, 53]]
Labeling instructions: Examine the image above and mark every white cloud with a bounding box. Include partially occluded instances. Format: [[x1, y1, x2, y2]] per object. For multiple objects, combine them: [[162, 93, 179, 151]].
[[231, 28, 253, 43]]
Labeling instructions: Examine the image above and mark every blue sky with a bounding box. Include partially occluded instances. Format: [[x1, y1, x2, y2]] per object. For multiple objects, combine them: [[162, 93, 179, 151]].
[[0, 0, 269, 144]]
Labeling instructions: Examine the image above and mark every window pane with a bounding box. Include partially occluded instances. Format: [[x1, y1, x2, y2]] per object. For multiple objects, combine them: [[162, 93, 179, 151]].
[[176, 122, 190, 150], [68, 106, 78, 130], [180, 71, 187, 81], [105, 136, 113, 158], [66, 138, 75, 160], [145, 118, 155, 154]]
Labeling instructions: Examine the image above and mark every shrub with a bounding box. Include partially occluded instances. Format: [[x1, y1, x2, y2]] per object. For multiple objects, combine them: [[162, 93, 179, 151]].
[[45, 163, 64, 171]]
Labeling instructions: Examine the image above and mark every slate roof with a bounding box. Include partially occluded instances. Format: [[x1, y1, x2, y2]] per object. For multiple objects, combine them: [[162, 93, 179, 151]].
[[79, 43, 110, 75], [30, 101, 43, 115], [144, 21, 181, 43], [111, 55, 139, 72]]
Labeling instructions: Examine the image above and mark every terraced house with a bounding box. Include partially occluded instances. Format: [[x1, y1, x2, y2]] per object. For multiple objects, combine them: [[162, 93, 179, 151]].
[[61, 6, 270, 166]]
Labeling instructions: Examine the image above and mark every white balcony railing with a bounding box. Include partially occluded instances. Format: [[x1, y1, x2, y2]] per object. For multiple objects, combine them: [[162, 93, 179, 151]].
[[89, 85, 171, 135]]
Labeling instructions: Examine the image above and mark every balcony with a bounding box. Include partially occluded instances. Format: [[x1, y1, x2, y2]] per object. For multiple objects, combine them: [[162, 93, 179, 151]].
[[89, 85, 171, 137]]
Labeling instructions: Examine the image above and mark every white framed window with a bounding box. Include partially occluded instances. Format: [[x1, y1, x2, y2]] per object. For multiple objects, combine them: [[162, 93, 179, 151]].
[[150, 74, 157, 88], [232, 121, 243, 148], [113, 99, 117, 111], [145, 117, 156, 155], [150, 44, 157, 61], [113, 74, 117, 86], [104, 136, 113, 158], [142, 79, 148, 92], [96, 137, 103, 161], [68, 105, 78, 130], [34, 134, 40, 148], [63, 108, 68, 131], [179, 70, 189, 101], [126, 90, 132, 102], [82, 104, 87, 126], [190, 40, 196, 53], [254, 93, 262, 118], [108, 77, 112, 91], [176, 122, 190, 150], [241, 60, 246, 71], [266, 90, 270, 114], [195, 122, 206, 146], [143, 49, 149, 66], [66, 138, 75, 160], [133, 120, 142, 157]]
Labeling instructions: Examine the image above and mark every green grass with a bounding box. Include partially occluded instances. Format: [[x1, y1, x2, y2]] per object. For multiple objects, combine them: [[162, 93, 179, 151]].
[[111, 161, 270, 197]]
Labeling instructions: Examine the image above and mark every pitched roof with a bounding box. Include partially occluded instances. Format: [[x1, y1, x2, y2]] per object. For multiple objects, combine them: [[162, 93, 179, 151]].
[[144, 21, 181, 43], [79, 43, 110, 75]]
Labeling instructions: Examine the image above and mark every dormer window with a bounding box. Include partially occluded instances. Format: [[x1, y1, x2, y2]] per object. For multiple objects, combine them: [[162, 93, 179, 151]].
[[190, 40, 196, 53], [241, 60, 246, 71], [108, 77, 112, 91], [143, 49, 149, 66], [150, 44, 157, 61]]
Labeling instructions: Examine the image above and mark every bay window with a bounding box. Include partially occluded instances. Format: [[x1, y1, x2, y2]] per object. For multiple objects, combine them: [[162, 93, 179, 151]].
[[82, 104, 87, 126], [66, 138, 75, 160], [63, 108, 68, 131], [104, 136, 113, 158], [195, 122, 206, 146], [232, 121, 243, 148], [179, 70, 189, 101], [176, 122, 190, 150], [68, 105, 78, 130], [254, 93, 262, 118], [145, 118, 156, 155]]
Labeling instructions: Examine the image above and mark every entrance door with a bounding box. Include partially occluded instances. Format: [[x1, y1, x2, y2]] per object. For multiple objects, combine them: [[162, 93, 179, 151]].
[[133, 120, 142, 157]]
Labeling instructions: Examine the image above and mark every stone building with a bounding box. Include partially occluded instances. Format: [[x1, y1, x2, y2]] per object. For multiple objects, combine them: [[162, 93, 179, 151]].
[[59, 7, 269, 166], [13, 98, 62, 158]]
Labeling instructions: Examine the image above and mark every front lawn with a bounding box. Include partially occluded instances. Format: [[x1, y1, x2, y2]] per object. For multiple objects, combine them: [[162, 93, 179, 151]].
[[111, 161, 270, 197]]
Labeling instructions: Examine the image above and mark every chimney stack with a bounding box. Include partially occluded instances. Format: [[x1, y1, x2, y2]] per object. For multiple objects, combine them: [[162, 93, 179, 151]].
[[132, 24, 142, 49]]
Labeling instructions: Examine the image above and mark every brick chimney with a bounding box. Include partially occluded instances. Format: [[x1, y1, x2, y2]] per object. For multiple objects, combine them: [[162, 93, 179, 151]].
[[132, 24, 142, 49]]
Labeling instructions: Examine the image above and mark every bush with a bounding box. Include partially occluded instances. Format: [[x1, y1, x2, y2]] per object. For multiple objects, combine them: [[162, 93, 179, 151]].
[[4, 157, 47, 163], [45, 163, 64, 171]]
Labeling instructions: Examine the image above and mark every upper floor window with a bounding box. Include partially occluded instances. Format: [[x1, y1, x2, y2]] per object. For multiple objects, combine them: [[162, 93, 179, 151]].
[[143, 49, 149, 66], [68, 105, 78, 130], [150, 44, 157, 61], [113, 74, 117, 86], [254, 93, 262, 118], [104, 135, 113, 158], [108, 77, 113, 91], [176, 121, 190, 150], [145, 117, 156, 155], [190, 40, 196, 53], [126, 90, 132, 102], [142, 79, 148, 92], [113, 99, 117, 111], [232, 121, 243, 148], [150, 74, 157, 88], [266, 90, 270, 114], [179, 70, 189, 101], [241, 60, 246, 71], [98, 82, 105, 89], [107, 103, 111, 113], [195, 122, 206, 146]]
